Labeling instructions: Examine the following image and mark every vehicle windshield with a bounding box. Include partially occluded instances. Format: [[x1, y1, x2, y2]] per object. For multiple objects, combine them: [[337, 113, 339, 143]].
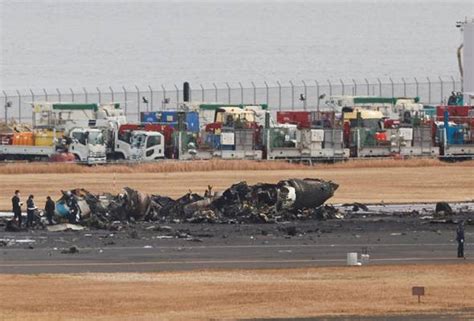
[[87, 131, 104, 145], [130, 133, 146, 149], [350, 119, 383, 131]]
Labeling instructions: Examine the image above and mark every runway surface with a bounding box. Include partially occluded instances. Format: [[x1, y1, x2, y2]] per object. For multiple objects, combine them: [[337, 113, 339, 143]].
[[0, 238, 469, 274], [1, 208, 471, 274]]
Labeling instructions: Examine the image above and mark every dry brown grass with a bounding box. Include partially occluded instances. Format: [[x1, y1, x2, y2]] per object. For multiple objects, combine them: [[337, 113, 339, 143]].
[[0, 158, 472, 175], [0, 264, 473, 321], [0, 165, 473, 211]]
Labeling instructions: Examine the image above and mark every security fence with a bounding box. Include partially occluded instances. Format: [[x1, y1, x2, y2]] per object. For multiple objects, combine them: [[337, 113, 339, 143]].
[[1, 76, 462, 123]]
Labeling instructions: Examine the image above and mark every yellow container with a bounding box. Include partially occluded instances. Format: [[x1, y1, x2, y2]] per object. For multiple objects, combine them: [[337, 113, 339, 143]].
[[12, 132, 34, 146], [34, 130, 63, 146]]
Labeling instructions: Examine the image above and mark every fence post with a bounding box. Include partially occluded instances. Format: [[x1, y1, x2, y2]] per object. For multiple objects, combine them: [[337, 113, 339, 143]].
[[43, 88, 48, 102], [161, 85, 167, 110], [213, 83, 218, 102], [364, 78, 369, 95], [148, 85, 153, 111], [352, 79, 357, 96], [122, 86, 128, 115], [70, 88, 75, 102], [327, 79, 332, 96], [3, 90, 8, 121], [377, 78, 382, 96], [277, 81, 282, 111], [302, 80, 307, 110], [427, 77, 431, 104], [16, 90, 22, 122], [239, 82, 244, 104], [451, 76, 456, 92], [340, 79, 345, 96], [56, 88, 61, 102], [315, 80, 320, 112], [109, 86, 114, 103], [29, 89, 35, 103], [225, 82, 231, 104], [289, 80, 295, 110], [264, 81, 269, 106], [439, 76, 444, 103], [389, 77, 394, 97], [135, 85, 141, 121], [174, 84, 179, 108], [83, 87, 88, 103], [251, 81, 256, 104], [414, 77, 419, 98], [402, 78, 407, 97], [200, 84, 205, 102], [96, 87, 102, 104]]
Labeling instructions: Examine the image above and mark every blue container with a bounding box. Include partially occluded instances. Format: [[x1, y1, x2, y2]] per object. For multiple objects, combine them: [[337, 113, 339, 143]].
[[186, 112, 200, 132], [161, 111, 178, 123], [141, 112, 160, 123], [205, 134, 221, 149], [56, 201, 70, 218]]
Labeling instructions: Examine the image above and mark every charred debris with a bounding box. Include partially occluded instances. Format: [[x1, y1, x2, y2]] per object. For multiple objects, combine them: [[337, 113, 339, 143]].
[[50, 178, 340, 229]]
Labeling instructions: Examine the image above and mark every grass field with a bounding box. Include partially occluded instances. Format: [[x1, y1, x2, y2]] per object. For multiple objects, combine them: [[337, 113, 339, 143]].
[[0, 158, 472, 174], [0, 264, 473, 321], [0, 160, 472, 211]]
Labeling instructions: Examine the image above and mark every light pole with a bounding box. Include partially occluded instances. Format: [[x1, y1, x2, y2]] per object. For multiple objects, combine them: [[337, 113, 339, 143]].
[[4, 101, 12, 123]]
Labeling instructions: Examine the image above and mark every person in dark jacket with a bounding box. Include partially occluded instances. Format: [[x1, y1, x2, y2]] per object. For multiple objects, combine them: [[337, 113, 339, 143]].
[[66, 193, 78, 224], [11, 190, 22, 227], [26, 195, 37, 228], [456, 221, 465, 258], [45, 196, 55, 225]]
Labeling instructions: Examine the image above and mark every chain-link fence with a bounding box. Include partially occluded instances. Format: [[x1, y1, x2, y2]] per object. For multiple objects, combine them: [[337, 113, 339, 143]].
[[1, 76, 462, 123]]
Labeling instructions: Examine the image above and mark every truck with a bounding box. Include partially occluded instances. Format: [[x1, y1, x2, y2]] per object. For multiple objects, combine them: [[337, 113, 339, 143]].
[[343, 108, 437, 158], [107, 123, 165, 161], [325, 96, 423, 122], [31, 102, 168, 162], [436, 108, 474, 158], [0, 126, 107, 164]]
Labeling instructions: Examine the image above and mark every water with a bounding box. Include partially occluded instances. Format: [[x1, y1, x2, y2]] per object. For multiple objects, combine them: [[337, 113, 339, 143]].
[[1, 0, 473, 91]]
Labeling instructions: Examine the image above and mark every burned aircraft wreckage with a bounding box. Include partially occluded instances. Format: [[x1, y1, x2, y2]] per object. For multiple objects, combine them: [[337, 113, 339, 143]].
[[53, 178, 339, 228]]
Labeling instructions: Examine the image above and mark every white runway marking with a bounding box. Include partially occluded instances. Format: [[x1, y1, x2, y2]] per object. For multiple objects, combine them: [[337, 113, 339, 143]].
[[0, 257, 462, 268]]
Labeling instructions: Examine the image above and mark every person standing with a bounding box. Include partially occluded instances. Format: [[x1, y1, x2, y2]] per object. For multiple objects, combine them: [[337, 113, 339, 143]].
[[26, 195, 37, 228], [11, 190, 22, 227], [66, 193, 78, 224], [456, 221, 465, 259], [45, 196, 55, 225]]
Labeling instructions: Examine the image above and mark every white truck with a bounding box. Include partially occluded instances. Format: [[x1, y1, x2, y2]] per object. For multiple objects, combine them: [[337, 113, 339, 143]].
[[324, 96, 423, 121], [14, 102, 164, 163], [66, 127, 107, 164], [0, 127, 106, 164], [108, 123, 165, 161]]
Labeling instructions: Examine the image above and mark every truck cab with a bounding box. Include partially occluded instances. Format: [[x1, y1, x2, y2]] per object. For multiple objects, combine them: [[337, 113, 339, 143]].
[[68, 128, 107, 164], [115, 129, 164, 161], [342, 109, 387, 148]]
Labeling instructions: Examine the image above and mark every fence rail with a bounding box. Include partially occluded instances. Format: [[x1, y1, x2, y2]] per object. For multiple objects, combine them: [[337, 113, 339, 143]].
[[1, 76, 462, 122]]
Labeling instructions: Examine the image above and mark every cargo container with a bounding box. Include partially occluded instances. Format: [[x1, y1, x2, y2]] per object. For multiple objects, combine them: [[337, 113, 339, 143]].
[[141, 112, 160, 123], [140, 111, 200, 133], [277, 111, 311, 128], [12, 132, 34, 146], [34, 130, 63, 146]]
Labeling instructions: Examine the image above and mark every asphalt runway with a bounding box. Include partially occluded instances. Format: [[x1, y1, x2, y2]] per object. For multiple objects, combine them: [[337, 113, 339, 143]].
[[0, 239, 469, 274], [1, 208, 472, 274]]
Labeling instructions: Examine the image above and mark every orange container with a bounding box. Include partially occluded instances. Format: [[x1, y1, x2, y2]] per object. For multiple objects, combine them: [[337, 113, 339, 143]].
[[12, 132, 34, 146]]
